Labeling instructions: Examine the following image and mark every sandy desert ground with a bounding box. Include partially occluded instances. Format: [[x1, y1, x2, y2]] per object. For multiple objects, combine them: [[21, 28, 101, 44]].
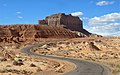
[[0, 42, 75, 75], [33, 37, 120, 75]]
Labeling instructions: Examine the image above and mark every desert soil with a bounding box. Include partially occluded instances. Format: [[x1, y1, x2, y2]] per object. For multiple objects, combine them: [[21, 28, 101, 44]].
[[33, 37, 120, 75], [0, 42, 75, 75]]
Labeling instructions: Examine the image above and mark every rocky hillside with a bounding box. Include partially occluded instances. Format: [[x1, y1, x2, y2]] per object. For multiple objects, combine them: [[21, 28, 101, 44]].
[[0, 24, 79, 43], [0, 13, 95, 43]]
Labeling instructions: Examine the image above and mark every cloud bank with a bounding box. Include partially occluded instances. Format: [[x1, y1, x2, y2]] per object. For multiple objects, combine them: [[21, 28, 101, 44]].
[[87, 12, 120, 36], [89, 13, 120, 25]]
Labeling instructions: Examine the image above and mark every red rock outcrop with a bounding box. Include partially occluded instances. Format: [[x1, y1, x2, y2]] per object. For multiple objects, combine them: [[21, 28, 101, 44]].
[[0, 24, 79, 42]]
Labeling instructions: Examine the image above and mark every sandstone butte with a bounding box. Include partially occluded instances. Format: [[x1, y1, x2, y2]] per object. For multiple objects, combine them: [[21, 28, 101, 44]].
[[0, 13, 97, 43]]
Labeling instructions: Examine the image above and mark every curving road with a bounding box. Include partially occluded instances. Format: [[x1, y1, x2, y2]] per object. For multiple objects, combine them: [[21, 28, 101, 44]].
[[21, 41, 112, 75]]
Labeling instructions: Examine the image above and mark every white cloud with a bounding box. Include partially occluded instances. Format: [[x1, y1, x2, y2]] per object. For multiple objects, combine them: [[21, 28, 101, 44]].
[[71, 12, 83, 16], [87, 12, 120, 36], [87, 23, 120, 36], [96, 1, 114, 6], [16, 12, 23, 19], [17, 16, 23, 19], [88, 13, 120, 25], [16, 12, 21, 14]]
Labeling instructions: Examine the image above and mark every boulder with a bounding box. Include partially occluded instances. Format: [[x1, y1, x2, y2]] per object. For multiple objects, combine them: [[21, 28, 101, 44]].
[[13, 57, 24, 66], [30, 63, 36, 67]]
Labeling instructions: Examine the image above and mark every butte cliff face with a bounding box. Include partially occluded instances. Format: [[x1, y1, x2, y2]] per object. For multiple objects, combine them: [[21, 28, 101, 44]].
[[38, 13, 91, 36]]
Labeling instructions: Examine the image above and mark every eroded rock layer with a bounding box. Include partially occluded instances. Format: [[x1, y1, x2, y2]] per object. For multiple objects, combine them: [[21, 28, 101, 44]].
[[0, 24, 79, 42]]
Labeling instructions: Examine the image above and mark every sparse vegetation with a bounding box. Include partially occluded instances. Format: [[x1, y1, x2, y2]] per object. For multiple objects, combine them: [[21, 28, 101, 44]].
[[33, 37, 120, 75], [0, 43, 74, 75]]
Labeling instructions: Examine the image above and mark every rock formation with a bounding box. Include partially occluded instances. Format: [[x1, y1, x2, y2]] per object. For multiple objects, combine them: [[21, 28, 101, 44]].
[[0, 13, 93, 43], [0, 25, 79, 42], [38, 13, 91, 36]]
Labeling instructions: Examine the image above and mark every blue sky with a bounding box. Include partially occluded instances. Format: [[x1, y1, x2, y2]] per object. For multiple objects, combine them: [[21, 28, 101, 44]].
[[0, 0, 120, 36]]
